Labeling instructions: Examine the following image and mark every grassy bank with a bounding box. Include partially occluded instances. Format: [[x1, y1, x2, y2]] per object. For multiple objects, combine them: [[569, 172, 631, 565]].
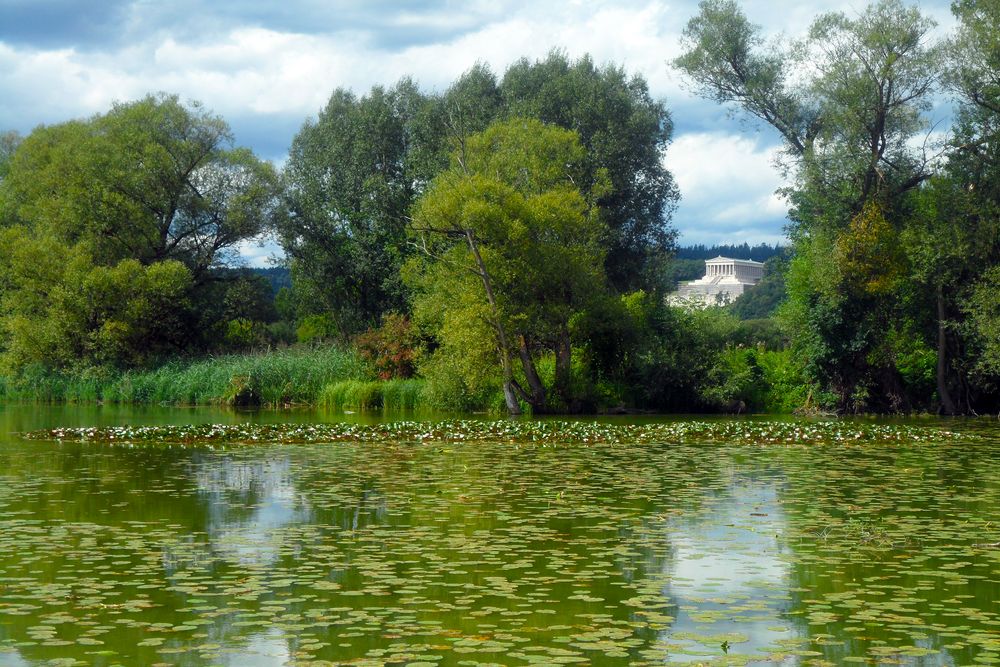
[[0, 346, 372, 406]]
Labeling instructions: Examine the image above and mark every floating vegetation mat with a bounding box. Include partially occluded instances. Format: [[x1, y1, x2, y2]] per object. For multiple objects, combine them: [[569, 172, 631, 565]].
[[2, 416, 999, 666], [23, 418, 969, 447]]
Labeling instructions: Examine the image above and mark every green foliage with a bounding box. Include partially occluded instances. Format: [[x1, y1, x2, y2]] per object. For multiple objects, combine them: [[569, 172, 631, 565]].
[[408, 117, 608, 413], [677, 0, 945, 413], [532, 349, 602, 412], [280, 53, 679, 336], [380, 379, 428, 411], [587, 288, 805, 413], [296, 314, 340, 344], [318, 380, 385, 411], [0, 95, 279, 376], [700, 347, 813, 413], [665, 258, 705, 289], [251, 266, 292, 294], [676, 243, 785, 262], [418, 347, 506, 414], [188, 270, 282, 353], [729, 318, 789, 350], [501, 52, 679, 290], [223, 318, 266, 350], [278, 81, 434, 336], [780, 203, 912, 411], [16, 28, 1000, 415], [963, 266, 1000, 379], [699, 347, 766, 412], [947, 0, 1000, 117], [730, 253, 790, 320], [1, 94, 278, 278], [756, 349, 815, 412], [219, 273, 279, 325], [675, 0, 813, 153], [0, 228, 194, 372], [412, 295, 509, 414], [0, 130, 19, 184], [588, 291, 732, 410], [890, 329, 937, 399]]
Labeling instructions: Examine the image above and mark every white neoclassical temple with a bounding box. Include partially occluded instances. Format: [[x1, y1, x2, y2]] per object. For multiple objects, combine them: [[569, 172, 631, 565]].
[[668, 256, 765, 307]]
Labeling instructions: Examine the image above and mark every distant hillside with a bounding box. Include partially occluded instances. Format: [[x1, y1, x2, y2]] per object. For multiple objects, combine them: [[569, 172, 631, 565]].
[[676, 243, 785, 262], [251, 266, 291, 295], [729, 249, 792, 320]]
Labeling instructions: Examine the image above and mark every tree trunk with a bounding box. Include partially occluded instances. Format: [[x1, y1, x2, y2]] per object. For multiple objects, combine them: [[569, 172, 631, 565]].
[[464, 230, 521, 415], [518, 335, 547, 412], [936, 284, 957, 416], [500, 358, 522, 416], [554, 325, 572, 409]]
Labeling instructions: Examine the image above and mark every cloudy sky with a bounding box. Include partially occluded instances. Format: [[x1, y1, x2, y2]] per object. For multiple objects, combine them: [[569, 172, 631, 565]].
[[0, 0, 954, 264]]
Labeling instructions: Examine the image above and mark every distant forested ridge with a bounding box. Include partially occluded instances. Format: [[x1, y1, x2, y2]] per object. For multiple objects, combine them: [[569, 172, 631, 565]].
[[250, 267, 292, 295], [675, 243, 784, 262]]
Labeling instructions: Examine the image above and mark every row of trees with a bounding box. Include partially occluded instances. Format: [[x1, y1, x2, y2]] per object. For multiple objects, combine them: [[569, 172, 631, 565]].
[[2, 0, 999, 415], [278, 54, 677, 338], [0, 53, 693, 412], [675, 0, 1000, 414]]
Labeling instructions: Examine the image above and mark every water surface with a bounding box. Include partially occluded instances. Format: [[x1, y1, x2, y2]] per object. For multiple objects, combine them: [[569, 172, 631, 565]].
[[1, 406, 999, 666]]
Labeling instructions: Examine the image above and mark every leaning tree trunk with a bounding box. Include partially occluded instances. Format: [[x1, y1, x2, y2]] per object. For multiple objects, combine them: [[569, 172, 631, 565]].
[[464, 230, 521, 415], [518, 335, 547, 412], [499, 354, 522, 416], [936, 284, 957, 416]]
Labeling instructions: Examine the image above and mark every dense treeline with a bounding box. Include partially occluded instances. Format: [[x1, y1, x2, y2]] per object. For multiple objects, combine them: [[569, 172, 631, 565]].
[[676, 0, 1000, 414], [277, 53, 678, 340], [676, 243, 783, 262], [1, 1, 999, 416]]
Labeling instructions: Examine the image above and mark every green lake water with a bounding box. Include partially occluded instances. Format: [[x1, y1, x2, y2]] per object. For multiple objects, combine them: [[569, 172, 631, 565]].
[[1, 406, 1000, 666]]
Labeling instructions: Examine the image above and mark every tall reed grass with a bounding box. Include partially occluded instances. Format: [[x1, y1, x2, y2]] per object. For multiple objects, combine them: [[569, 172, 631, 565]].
[[0, 346, 370, 406], [318, 378, 427, 411]]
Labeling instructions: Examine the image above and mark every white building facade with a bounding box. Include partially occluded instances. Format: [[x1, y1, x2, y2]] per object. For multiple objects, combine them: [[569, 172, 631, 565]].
[[668, 256, 765, 307]]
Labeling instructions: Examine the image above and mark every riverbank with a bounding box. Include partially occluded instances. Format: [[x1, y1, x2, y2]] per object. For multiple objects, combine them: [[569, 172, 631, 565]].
[[0, 347, 382, 407], [0, 344, 804, 415]]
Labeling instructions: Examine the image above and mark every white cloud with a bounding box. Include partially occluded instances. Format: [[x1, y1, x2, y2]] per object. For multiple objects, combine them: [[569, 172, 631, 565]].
[[233, 236, 284, 268], [666, 132, 790, 244], [0, 1, 687, 122]]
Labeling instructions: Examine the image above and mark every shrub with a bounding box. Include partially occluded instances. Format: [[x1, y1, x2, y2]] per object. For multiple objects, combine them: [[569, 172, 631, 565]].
[[354, 313, 418, 380]]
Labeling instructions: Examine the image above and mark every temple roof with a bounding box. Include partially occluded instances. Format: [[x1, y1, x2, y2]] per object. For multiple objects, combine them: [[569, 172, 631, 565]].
[[704, 255, 764, 265]]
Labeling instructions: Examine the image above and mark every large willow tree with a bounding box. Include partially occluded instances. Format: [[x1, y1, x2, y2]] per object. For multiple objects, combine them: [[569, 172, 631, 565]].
[[0, 94, 278, 371], [406, 118, 608, 415]]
